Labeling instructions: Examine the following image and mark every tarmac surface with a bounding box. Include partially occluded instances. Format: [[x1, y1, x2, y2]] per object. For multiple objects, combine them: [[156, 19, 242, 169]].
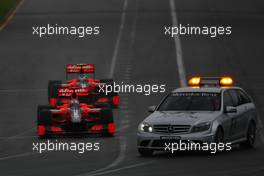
[[0, 0, 264, 175]]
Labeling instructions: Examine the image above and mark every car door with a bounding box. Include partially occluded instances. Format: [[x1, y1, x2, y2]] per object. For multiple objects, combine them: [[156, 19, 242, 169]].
[[236, 89, 253, 137], [222, 90, 238, 142], [229, 89, 245, 140]]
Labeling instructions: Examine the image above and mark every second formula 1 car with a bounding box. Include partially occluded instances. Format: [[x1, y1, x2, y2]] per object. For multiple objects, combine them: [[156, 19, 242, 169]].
[[48, 64, 119, 109], [37, 91, 116, 138]]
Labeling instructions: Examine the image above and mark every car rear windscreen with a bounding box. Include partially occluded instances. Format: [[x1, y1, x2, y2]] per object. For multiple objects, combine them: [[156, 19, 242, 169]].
[[158, 92, 221, 111]]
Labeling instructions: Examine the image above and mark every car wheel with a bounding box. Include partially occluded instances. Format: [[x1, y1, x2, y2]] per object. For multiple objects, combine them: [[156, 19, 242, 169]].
[[138, 148, 153, 156], [240, 121, 256, 149], [37, 105, 52, 139], [48, 80, 61, 105], [99, 109, 114, 124], [214, 127, 224, 143], [99, 79, 115, 95]]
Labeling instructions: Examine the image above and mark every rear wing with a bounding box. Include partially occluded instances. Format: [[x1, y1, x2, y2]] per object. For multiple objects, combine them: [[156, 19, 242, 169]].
[[58, 88, 89, 97], [66, 64, 95, 79]]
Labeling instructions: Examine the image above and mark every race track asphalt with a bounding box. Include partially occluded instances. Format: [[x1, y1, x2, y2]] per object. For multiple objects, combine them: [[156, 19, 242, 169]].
[[0, 0, 264, 175]]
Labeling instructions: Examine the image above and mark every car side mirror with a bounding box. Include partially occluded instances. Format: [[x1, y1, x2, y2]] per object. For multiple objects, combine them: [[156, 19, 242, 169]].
[[225, 106, 237, 113], [148, 106, 156, 113]]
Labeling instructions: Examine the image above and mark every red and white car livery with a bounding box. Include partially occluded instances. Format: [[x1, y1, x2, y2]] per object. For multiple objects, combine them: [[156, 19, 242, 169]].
[[48, 64, 119, 109], [37, 92, 116, 138]]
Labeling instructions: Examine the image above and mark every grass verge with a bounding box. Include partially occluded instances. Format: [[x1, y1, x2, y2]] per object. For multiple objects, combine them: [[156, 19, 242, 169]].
[[0, 0, 20, 25]]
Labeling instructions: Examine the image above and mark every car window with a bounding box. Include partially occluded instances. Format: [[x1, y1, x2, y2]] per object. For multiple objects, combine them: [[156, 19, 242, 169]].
[[223, 91, 234, 107], [157, 92, 221, 111], [229, 90, 239, 107], [237, 90, 251, 105]]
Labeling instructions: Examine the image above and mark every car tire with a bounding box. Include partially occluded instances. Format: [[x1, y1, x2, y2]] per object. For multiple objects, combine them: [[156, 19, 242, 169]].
[[240, 121, 256, 149], [138, 148, 153, 157], [214, 127, 224, 143], [97, 79, 119, 108], [37, 105, 52, 139], [48, 80, 62, 104], [99, 79, 115, 96], [99, 109, 114, 124], [99, 109, 116, 136]]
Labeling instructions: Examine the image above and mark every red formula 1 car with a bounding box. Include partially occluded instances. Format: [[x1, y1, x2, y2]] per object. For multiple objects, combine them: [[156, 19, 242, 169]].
[[48, 64, 119, 109], [37, 91, 116, 138]]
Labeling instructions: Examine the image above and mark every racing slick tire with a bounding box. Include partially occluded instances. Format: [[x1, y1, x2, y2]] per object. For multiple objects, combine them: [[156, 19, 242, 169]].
[[37, 105, 52, 139], [99, 79, 115, 96], [98, 79, 119, 108], [48, 80, 62, 106], [240, 121, 256, 149], [138, 148, 153, 157], [99, 109, 115, 137]]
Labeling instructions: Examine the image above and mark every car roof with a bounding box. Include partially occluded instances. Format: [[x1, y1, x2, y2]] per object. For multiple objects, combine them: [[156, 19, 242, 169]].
[[171, 87, 242, 93]]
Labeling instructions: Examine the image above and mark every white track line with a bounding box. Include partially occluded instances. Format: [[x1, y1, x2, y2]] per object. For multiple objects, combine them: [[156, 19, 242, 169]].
[[0, 0, 25, 31], [75, 136, 127, 176], [0, 127, 35, 141], [117, 124, 130, 132], [169, 0, 187, 87], [0, 135, 37, 140], [89, 136, 127, 174], [169, 0, 264, 143], [77, 1, 129, 175], [84, 161, 154, 176], [109, 0, 128, 78], [0, 152, 37, 161]]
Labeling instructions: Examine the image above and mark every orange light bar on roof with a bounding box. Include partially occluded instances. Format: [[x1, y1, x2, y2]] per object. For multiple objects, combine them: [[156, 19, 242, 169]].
[[188, 76, 234, 87], [220, 77, 233, 86], [188, 77, 201, 86]]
